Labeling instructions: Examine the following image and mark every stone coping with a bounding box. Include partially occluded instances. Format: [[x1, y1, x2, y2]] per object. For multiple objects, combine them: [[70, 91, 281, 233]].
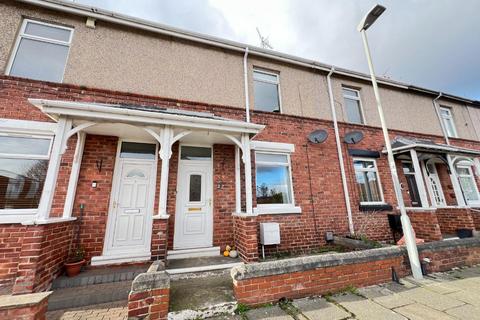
[[131, 261, 169, 293], [232, 237, 480, 281], [418, 237, 480, 251], [0, 292, 51, 310], [232, 246, 406, 281]]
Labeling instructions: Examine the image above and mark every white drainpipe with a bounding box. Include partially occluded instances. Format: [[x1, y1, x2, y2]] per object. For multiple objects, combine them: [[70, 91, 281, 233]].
[[326, 67, 355, 235], [243, 47, 250, 123], [432, 92, 450, 145]]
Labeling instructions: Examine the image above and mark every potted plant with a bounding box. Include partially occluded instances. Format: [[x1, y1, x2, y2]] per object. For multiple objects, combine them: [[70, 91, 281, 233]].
[[64, 246, 85, 277]]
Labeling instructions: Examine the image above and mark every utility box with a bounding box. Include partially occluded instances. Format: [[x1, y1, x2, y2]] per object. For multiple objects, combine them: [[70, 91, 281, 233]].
[[260, 222, 280, 245]]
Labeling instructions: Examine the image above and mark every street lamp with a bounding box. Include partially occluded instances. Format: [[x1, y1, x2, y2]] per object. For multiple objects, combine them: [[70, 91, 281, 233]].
[[358, 5, 423, 279]]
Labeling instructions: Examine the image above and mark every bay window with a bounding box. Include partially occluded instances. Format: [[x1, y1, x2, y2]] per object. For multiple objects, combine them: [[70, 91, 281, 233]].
[[353, 158, 384, 204], [0, 133, 52, 213]]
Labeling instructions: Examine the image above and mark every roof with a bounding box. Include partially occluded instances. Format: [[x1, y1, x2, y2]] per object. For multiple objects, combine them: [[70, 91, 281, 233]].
[[389, 136, 480, 156], [16, 0, 479, 106], [29, 99, 265, 134]]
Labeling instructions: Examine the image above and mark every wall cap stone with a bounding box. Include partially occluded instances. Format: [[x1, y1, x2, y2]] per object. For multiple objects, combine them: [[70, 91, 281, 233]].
[[131, 261, 169, 293], [418, 237, 480, 251], [0, 292, 51, 310], [231, 246, 405, 280]]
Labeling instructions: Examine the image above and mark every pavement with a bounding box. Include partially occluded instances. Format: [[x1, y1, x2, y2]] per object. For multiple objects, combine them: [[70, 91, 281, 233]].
[[217, 264, 480, 320], [46, 265, 480, 320]]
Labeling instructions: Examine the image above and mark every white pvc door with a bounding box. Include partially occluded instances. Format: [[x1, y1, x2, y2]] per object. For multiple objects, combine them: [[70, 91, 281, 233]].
[[174, 147, 213, 249], [425, 162, 446, 207], [104, 160, 155, 257]]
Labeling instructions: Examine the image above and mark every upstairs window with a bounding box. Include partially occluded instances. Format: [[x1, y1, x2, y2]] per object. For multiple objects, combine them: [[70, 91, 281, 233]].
[[7, 19, 73, 83], [253, 69, 281, 112], [0, 133, 52, 212], [439, 106, 457, 138], [342, 87, 365, 124], [353, 158, 384, 204]]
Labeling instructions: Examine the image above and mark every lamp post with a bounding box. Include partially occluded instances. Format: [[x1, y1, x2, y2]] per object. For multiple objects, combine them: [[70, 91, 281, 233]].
[[357, 4, 423, 279]]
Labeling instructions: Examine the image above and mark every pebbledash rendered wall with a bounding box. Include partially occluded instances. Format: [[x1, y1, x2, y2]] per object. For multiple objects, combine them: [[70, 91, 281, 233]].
[[1, 75, 480, 288]]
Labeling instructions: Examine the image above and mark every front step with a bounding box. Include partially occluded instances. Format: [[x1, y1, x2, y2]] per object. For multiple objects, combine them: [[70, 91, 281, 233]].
[[51, 265, 147, 289], [47, 281, 132, 311], [167, 247, 221, 260]]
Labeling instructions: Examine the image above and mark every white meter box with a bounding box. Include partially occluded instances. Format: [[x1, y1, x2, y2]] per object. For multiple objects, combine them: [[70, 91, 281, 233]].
[[260, 222, 280, 245]]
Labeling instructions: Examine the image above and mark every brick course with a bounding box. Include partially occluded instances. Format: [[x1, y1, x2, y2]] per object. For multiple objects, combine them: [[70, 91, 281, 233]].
[[436, 208, 476, 235]]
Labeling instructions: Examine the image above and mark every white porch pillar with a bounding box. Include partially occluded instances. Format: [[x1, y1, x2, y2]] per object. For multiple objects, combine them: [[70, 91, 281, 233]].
[[37, 117, 72, 220], [474, 158, 480, 177], [410, 149, 430, 208], [447, 154, 467, 207], [235, 146, 241, 214], [241, 134, 253, 214], [63, 132, 86, 218], [158, 126, 174, 217]]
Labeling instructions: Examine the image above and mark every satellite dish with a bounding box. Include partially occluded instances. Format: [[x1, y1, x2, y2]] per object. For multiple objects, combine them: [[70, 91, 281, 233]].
[[308, 130, 328, 144], [344, 131, 364, 144]]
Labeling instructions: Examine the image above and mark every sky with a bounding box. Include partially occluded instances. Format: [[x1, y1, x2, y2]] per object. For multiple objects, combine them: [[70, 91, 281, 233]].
[[74, 0, 480, 100]]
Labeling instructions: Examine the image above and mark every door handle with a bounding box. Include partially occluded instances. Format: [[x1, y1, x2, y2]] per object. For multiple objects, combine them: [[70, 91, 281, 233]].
[[209, 198, 212, 207], [113, 201, 117, 208]]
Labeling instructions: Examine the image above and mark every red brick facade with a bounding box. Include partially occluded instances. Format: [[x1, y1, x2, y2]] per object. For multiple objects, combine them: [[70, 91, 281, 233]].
[[1, 75, 480, 290], [408, 210, 443, 242], [436, 208, 476, 235]]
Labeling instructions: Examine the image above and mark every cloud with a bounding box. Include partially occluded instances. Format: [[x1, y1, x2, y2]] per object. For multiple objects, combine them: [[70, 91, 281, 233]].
[[75, 0, 480, 100]]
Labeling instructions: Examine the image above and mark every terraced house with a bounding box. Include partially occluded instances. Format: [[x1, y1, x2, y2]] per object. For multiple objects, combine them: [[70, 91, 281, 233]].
[[1, 0, 480, 297]]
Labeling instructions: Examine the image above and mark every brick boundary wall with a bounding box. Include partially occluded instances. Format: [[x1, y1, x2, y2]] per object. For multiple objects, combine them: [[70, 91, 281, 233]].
[[128, 261, 170, 320], [151, 219, 169, 261], [472, 210, 480, 230], [436, 208, 476, 235], [233, 215, 259, 263], [231, 237, 480, 306], [0, 291, 51, 320]]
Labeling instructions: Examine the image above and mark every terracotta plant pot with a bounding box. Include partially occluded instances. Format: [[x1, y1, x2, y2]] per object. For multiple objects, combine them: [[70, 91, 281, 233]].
[[64, 259, 85, 277]]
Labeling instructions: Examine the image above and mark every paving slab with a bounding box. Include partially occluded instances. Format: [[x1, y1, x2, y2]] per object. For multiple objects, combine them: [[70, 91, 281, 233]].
[[46, 300, 127, 320], [394, 303, 456, 320], [245, 306, 293, 320], [207, 315, 242, 320], [292, 297, 350, 320], [398, 287, 464, 311], [445, 304, 480, 320], [422, 282, 461, 295], [372, 294, 414, 309], [446, 290, 480, 307], [332, 293, 406, 320], [357, 285, 394, 299]]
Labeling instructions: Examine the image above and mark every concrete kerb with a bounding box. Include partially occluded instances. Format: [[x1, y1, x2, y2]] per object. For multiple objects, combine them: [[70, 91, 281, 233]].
[[130, 260, 170, 294]]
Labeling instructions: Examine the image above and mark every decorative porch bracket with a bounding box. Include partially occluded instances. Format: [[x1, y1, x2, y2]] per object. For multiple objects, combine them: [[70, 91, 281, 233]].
[[447, 154, 467, 207], [61, 121, 96, 153], [144, 126, 192, 217]]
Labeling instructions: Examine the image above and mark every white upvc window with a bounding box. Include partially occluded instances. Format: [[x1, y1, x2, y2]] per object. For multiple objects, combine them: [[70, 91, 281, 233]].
[[252, 141, 300, 214], [439, 106, 457, 138], [353, 158, 385, 204], [456, 161, 480, 207], [253, 69, 281, 113], [342, 87, 365, 124], [0, 132, 53, 216], [6, 19, 74, 83]]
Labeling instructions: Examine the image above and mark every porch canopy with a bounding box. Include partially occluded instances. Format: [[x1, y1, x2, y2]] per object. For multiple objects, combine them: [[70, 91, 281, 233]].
[[29, 99, 264, 221], [386, 136, 480, 208]]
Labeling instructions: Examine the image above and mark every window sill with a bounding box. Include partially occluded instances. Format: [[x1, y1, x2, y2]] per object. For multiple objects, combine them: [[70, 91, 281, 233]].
[[253, 206, 302, 215], [22, 217, 77, 226], [359, 203, 392, 212]]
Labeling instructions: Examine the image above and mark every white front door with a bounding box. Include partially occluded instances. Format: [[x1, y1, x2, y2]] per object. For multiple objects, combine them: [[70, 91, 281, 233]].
[[174, 146, 213, 249], [425, 161, 446, 207], [101, 142, 157, 262]]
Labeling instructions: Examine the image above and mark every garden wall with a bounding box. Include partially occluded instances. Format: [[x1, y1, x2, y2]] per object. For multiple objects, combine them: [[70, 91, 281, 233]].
[[231, 237, 480, 306]]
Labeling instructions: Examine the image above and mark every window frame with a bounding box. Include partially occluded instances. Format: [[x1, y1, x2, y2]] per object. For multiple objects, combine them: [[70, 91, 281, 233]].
[[0, 131, 54, 216], [456, 163, 480, 206], [353, 157, 385, 205], [5, 19, 74, 82], [342, 87, 366, 125], [253, 68, 282, 113], [439, 106, 458, 138], [251, 141, 300, 215]]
